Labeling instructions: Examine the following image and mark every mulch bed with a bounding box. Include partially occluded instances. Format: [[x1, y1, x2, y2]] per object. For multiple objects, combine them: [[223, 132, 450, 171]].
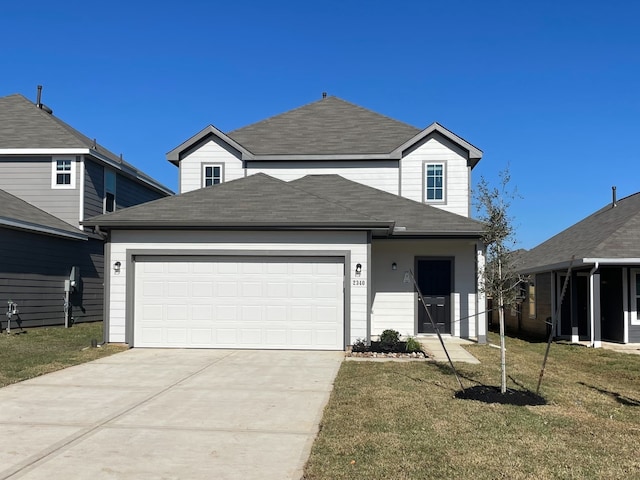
[[346, 341, 428, 359]]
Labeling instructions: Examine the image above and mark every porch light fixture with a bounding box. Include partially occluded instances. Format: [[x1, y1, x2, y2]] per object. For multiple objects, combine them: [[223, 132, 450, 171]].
[[392, 262, 397, 271], [355, 263, 362, 276], [113, 261, 121, 273]]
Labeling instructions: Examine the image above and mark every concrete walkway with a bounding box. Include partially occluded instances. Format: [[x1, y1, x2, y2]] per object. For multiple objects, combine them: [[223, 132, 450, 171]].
[[0, 349, 343, 480], [419, 336, 481, 364]]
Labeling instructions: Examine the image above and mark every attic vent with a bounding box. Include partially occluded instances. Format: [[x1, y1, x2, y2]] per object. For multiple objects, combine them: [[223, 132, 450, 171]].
[[322, 92, 327, 99]]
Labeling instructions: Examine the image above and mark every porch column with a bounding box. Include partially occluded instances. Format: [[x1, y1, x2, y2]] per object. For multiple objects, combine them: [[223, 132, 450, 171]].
[[476, 244, 487, 344], [590, 268, 602, 348]]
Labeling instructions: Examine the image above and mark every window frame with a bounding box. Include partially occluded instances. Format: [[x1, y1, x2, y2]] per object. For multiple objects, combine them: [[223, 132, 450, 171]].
[[528, 282, 536, 319], [104, 169, 116, 213], [202, 163, 224, 188], [422, 161, 446, 204], [51, 156, 76, 189], [631, 269, 640, 326]]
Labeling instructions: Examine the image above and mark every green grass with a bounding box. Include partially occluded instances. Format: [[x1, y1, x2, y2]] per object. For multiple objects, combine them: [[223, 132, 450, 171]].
[[0, 322, 127, 387], [304, 332, 640, 479]]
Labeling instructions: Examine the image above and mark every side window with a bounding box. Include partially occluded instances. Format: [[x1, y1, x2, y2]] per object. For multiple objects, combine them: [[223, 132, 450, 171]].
[[528, 283, 536, 319], [203, 164, 223, 187], [424, 163, 445, 202], [104, 169, 116, 213], [51, 157, 76, 189]]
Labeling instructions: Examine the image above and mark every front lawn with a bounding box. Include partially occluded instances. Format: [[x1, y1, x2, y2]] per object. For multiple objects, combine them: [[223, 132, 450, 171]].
[[304, 333, 640, 479], [0, 322, 127, 387]]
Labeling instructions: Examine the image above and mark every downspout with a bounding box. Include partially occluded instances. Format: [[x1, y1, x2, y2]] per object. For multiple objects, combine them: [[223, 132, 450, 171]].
[[589, 262, 599, 347]]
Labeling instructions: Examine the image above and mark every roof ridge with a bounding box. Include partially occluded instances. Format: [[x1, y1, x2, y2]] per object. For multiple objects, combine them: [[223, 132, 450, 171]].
[[283, 175, 383, 223], [227, 95, 420, 135], [292, 174, 484, 225]]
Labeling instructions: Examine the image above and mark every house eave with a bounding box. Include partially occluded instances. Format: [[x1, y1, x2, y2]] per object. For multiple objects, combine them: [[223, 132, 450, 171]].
[[0, 148, 173, 196], [246, 153, 401, 161], [82, 221, 394, 231], [166, 125, 255, 165], [0, 217, 88, 240]]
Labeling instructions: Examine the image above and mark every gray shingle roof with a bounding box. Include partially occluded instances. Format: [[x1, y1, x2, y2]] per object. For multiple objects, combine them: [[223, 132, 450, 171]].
[[227, 96, 421, 155], [0, 94, 171, 194], [0, 188, 87, 239], [84, 173, 483, 237], [290, 175, 484, 236], [519, 192, 640, 271]]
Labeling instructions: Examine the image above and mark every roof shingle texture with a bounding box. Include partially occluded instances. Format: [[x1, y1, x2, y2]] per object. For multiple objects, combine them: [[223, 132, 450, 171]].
[[85, 173, 484, 237], [0, 94, 162, 187], [0, 188, 85, 237], [227, 96, 421, 155], [519, 192, 640, 270]]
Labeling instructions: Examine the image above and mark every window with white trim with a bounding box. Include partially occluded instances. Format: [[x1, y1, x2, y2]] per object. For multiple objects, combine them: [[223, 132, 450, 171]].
[[203, 164, 223, 187], [104, 169, 116, 213], [51, 157, 76, 189], [425, 163, 444, 201], [632, 269, 640, 325]]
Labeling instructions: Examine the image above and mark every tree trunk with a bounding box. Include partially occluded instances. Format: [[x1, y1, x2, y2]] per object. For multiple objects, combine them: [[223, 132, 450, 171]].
[[498, 257, 507, 393], [499, 300, 506, 393]]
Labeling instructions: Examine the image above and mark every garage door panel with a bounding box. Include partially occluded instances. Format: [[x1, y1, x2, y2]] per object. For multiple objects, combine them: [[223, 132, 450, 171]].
[[134, 257, 344, 350]]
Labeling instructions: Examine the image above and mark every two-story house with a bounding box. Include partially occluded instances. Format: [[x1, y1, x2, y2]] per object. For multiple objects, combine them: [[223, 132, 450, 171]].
[[0, 92, 172, 329], [86, 95, 487, 350]]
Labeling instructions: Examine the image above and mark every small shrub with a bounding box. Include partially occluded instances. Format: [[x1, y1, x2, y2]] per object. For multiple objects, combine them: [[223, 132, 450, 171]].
[[405, 336, 422, 353], [379, 329, 400, 352], [351, 338, 367, 353]]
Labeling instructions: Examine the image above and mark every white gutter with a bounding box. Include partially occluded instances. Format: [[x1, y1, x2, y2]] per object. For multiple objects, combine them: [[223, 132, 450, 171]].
[[588, 262, 600, 348]]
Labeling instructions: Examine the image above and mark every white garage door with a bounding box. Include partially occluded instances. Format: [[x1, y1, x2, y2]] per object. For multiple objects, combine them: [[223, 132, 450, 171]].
[[133, 256, 344, 350]]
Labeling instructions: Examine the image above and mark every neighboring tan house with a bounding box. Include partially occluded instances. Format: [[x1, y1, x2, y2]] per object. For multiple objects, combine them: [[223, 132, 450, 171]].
[[85, 95, 487, 350], [517, 189, 640, 346], [0, 92, 172, 329]]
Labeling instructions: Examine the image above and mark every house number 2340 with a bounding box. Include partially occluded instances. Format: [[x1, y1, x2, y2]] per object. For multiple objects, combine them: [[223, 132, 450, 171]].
[[352, 279, 366, 286]]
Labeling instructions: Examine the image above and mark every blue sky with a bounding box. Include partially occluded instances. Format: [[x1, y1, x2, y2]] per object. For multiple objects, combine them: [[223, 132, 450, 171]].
[[3, 0, 638, 249]]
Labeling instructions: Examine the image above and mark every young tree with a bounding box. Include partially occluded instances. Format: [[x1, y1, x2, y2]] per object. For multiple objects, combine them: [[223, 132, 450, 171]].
[[474, 167, 520, 393]]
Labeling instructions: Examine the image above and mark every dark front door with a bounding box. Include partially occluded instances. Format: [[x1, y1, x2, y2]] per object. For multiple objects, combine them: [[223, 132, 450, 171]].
[[417, 259, 452, 334]]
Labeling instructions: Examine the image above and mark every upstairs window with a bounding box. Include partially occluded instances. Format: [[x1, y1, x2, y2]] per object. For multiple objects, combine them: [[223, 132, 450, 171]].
[[104, 169, 116, 213], [203, 164, 223, 187], [51, 157, 76, 189], [425, 163, 445, 201]]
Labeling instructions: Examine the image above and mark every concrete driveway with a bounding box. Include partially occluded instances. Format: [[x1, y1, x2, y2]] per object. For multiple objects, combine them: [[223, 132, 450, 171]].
[[0, 349, 343, 480]]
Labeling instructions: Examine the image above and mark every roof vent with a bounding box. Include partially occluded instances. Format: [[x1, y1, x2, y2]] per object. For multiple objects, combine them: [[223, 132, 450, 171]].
[[612, 186, 617, 208], [35, 85, 53, 114], [322, 92, 327, 99]]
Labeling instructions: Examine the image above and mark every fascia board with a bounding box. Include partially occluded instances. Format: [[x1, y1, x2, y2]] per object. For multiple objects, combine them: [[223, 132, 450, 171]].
[[86, 151, 174, 195], [0, 148, 90, 155], [83, 221, 394, 230], [391, 123, 483, 163], [248, 153, 402, 161], [0, 217, 88, 240], [166, 125, 254, 164]]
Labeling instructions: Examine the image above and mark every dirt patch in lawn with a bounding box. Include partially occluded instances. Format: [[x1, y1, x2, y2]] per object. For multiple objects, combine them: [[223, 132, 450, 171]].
[[455, 385, 547, 406]]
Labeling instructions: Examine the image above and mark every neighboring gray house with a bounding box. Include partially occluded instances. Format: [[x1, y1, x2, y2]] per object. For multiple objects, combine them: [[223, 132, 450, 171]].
[[0, 92, 172, 328], [518, 190, 640, 346], [86, 96, 487, 350]]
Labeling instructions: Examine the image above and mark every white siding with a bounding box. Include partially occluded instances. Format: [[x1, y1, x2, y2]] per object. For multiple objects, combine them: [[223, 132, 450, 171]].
[[400, 134, 471, 217], [371, 238, 481, 338], [107, 230, 369, 346], [247, 161, 399, 195], [179, 138, 245, 193]]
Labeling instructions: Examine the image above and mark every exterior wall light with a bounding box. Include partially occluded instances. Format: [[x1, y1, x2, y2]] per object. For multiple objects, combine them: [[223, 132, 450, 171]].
[[392, 262, 397, 271], [355, 263, 362, 276], [113, 261, 121, 273]]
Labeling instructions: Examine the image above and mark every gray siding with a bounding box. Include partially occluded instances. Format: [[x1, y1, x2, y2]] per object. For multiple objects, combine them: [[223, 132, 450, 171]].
[[629, 325, 640, 343], [0, 156, 80, 227], [84, 159, 105, 220], [0, 228, 103, 328], [116, 173, 165, 208]]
